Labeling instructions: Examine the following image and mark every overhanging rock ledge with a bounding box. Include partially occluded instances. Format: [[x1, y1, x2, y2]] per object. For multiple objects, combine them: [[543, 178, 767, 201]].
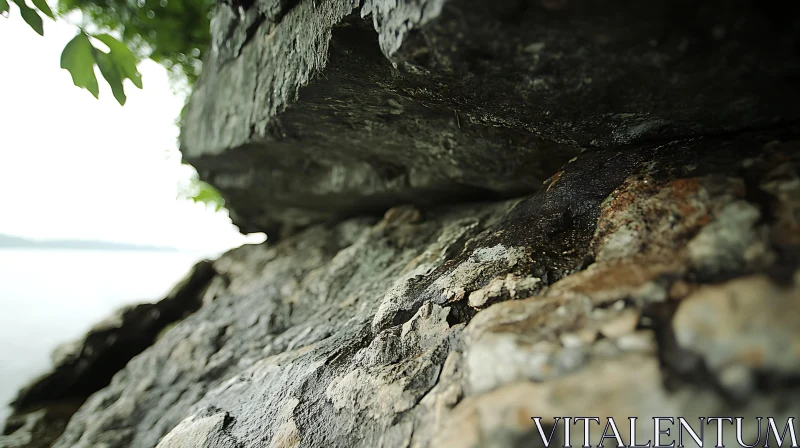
[[180, 0, 800, 235]]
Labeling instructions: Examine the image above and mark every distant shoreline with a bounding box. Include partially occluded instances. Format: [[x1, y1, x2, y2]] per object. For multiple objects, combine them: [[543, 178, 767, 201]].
[[0, 234, 178, 252]]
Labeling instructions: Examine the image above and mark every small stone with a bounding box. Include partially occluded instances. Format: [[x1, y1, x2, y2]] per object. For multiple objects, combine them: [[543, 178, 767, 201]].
[[467, 288, 491, 308], [592, 339, 622, 357], [673, 275, 800, 375], [560, 333, 583, 348], [686, 201, 770, 275], [668, 280, 692, 300], [552, 347, 586, 372], [467, 274, 541, 308], [156, 409, 240, 448], [382, 205, 422, 226], [599, 310, 640, 339]]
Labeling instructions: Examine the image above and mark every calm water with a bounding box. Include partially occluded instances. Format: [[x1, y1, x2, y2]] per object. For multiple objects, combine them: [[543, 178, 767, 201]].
[[0, 249, 209, 422]]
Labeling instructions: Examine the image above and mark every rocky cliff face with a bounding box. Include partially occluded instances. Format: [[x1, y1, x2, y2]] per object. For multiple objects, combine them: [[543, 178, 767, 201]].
[[3, 0, 800, 447], [181, 0, 800, 236]]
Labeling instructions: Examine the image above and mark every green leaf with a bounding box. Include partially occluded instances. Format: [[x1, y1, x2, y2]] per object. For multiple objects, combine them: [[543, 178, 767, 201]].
[[12, 0, 43, 35], [28, 0, 53, 18], [189, 182, 224, 212], [0, 0, 10, 15], [93, 33, 142, 89], [95, 51, 126, 105], [60, 32, 99, 98]]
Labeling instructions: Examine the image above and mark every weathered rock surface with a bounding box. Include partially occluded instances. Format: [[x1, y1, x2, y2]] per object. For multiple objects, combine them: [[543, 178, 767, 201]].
[[20, 135, 798, 447], [181, 0, 800, 234], [4, 1, 799, 446]]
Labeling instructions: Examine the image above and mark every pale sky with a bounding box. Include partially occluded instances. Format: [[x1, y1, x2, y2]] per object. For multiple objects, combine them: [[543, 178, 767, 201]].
[[0, 15, 265, 252]]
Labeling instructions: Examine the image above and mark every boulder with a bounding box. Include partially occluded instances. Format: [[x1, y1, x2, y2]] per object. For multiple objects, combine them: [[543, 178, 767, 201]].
[[181, 0, 800, 234], [40, 135, 800, 447]]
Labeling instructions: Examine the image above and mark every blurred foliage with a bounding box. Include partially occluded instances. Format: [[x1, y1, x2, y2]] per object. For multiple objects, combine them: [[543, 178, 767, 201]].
[[2, 0, 213, 103], [4, 0, 225, 210], [178, 166, 226, 212], [57, 0, 214, 84], [4, 0, 53, 34], [60, 31, 143, 104], [189, 181, 225, 212]]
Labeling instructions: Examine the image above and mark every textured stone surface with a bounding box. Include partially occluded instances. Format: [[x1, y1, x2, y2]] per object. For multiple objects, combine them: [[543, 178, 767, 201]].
[[22, 135, 799, 448], [7, 4, 800, 443], [673, 275, 800, 396], [181, 0, 800, 234]]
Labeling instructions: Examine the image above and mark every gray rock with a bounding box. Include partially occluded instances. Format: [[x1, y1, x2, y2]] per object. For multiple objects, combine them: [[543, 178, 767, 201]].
[[181, 0, 800, 234], [673, 275, 800, 390], [0, 407, 76, 448], [31, 136, 800, 448], [155, 407, 241, 448]]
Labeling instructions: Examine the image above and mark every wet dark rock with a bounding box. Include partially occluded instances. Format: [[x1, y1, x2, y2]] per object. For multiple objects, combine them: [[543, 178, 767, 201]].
[[182, 0, 800, 234]]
